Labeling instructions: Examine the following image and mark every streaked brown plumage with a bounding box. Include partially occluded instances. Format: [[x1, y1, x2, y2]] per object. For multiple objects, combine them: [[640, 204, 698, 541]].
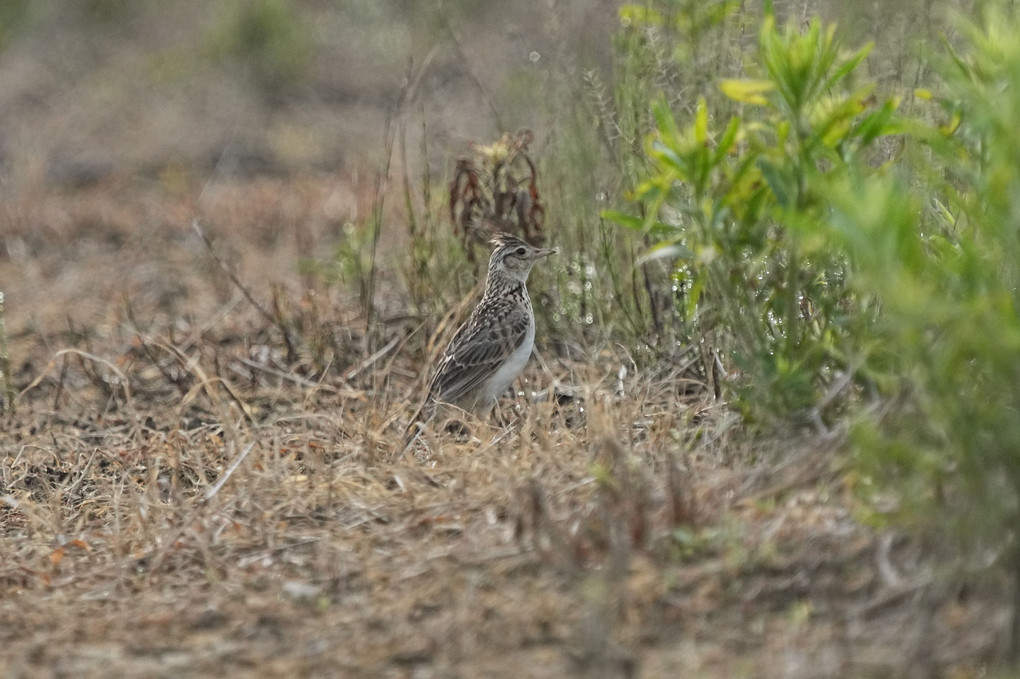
[[403, 233, 556, 449]]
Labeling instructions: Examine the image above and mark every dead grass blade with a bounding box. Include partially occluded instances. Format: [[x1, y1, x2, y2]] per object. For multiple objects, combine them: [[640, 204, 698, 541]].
[[192, 219, 299, 361], [18, 348, 135, 412]]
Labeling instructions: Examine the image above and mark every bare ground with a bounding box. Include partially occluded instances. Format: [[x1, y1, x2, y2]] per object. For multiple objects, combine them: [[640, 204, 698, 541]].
[[0, 176, 1007, 679]]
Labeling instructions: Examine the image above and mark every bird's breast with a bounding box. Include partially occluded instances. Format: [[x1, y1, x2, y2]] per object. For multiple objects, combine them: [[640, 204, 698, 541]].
[[479, 315, 535, 405]]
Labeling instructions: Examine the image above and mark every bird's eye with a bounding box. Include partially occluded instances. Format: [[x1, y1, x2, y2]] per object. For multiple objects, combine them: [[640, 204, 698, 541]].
[[515, 247, 527, 256]]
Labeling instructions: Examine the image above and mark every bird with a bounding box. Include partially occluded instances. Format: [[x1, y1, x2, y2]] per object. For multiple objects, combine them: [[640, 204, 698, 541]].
[[402, 232, 557, 450]]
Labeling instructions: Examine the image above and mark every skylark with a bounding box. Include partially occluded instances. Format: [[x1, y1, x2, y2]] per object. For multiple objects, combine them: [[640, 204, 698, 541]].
[[403, 233, 556, 449]]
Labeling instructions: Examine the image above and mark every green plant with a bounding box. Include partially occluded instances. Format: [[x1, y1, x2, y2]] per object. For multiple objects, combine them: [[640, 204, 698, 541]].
[[826, 5, 1020, 661], [532, 0, 747, 350], [80, 0, 137, 24], [0, 0, 31, 52], [208, 0, 312, 96], [608, 15, 899, 423]]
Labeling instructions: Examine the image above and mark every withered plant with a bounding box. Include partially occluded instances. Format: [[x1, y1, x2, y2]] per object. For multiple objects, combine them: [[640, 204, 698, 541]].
[[449, 129, 546, 260]]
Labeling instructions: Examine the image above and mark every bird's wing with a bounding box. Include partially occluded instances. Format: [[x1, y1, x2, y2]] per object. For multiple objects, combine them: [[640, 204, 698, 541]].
[[426, 295, 531, 408]]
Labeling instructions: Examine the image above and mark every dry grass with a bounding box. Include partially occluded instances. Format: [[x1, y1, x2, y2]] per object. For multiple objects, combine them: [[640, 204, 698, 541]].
[[0, 2, 1008, 676], [0, 179, 1008, 678]]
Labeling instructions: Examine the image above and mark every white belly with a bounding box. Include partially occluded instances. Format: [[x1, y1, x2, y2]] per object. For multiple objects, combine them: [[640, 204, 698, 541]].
[[478, 318, 535, 407]]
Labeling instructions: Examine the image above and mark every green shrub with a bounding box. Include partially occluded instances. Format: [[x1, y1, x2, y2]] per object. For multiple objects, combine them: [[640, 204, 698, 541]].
[[826, 5, 1020, 660], [0, 0, 31, 52], [80, 0, 136, 24], [608, 15, 899, 423], [607, 3, 1020, 658], [528, 0, 751, 351], [209, 0, 312, 97]]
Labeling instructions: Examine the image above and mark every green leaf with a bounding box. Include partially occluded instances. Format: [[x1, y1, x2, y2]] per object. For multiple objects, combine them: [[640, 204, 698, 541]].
[[602, 209, 645, 231], [651, 95, 681, 141], [853, 97, 901, 147], [719, 79, 774, 106], [694, 96, 709, 144], [820, 42, 872, 94], [618, 4, 663, 28], [686, 272, 706, 319], [712, 116, 742, 165], [757, 158, 794, 208]]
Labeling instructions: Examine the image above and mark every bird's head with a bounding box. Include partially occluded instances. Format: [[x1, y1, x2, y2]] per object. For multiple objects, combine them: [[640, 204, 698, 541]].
[[487, 233, 557, 283]]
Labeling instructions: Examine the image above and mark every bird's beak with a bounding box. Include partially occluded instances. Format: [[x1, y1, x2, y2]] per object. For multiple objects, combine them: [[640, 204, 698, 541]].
[[533, 247, 558, 259]]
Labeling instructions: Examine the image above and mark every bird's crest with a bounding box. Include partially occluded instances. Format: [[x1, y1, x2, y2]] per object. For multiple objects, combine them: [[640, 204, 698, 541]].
[[490, 232, 528, 249]]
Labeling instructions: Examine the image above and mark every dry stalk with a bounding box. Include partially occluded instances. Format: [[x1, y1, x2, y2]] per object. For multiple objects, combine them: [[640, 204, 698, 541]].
[[192, 219, 299, 361], [19, 348, 135, 412], [0, 291, 14, 414]]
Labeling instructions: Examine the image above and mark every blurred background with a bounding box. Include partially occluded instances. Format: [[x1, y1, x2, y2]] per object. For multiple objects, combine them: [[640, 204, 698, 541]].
[[0, 0, 619, 186], [0, 0, 945, 344], [0, 0, 940, 190], [0, 0, 628, 351]]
